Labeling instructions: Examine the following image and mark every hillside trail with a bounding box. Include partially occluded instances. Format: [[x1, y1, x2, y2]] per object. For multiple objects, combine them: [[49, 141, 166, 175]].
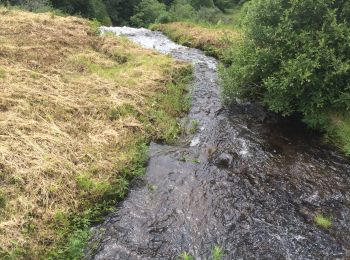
[[86, 27, 350, 259]]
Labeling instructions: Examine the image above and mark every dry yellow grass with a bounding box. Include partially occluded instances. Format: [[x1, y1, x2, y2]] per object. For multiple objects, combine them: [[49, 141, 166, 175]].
[[152, 22, 241, 57], [0, 8, 190, 258]]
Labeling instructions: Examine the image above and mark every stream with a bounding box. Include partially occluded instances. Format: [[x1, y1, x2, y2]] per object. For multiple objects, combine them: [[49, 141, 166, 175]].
[[86, 27, 350, 259]]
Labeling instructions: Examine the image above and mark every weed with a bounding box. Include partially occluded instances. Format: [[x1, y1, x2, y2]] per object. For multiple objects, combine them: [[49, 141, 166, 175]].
[[192, 159, 201, 164], [211, 245, 224, 260], [179, 154, 188, 162], [179, 252, 194, 260], [63, 229, 90, 259], [109, 104, 138, 121], [120, 139, 149, 179], [189, 120, 200, 134], [330, 115, 350, 156], [90, 18, 101, 35], [76, 174, 94, 191], [314, 214, 332, 229]]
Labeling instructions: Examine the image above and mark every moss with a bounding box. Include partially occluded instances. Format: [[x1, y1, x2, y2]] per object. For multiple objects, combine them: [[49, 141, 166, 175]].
[[314, 214, 332, 229]]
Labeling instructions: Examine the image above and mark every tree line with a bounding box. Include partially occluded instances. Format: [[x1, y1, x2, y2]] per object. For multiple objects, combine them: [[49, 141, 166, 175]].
[[1, 0, 242, 25]]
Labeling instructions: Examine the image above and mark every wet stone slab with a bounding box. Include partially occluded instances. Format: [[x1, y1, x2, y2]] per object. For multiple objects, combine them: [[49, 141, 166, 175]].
[[86, 27, 350, 260]]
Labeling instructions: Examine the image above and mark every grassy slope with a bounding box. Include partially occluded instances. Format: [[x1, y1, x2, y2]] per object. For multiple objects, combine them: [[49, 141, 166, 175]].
[[154, 21, 350, 157], [0, 8, 191, 258]]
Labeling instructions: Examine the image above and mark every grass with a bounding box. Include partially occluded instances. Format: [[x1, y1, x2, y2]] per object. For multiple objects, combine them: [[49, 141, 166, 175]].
[[178, 245, 224, 260], [212, 245, 224, 260], [328, 114, 350, 156], [314, 214, 332, 229], [179, 252, 194, 260], [151, 22, 241, 58], [189, 120, 199, 134], [0, 7, 191, 258]]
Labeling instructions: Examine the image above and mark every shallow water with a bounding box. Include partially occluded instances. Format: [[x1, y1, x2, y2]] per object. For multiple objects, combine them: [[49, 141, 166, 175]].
[[87, 26, 350, 259]]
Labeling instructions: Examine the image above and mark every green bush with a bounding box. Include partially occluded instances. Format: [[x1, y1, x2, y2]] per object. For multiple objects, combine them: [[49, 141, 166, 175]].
[[168, 0, 197, 21], [130, 0, 167, 27], [88, 0, 112, 25], [103, 0, 140, 25], [221, 0, 350, 128], [196, 6, 223, 24], [214, 0, 238, 12]]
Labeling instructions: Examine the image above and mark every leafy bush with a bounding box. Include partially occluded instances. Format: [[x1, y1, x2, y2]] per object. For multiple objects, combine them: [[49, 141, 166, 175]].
[[88, 0, 112, 25], [168, 0, 197, 21], [130, 0, 167, 27], [197, 6, 223, 23], [103, 0, 140, 25], [221, 0, 350, 128]]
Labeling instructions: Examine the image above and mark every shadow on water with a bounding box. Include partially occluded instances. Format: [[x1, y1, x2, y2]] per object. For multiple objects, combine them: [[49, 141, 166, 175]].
[[86, 27, 350, 259]]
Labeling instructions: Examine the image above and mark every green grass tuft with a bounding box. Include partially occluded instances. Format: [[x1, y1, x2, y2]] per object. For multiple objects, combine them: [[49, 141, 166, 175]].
[[211, 245, 224, 260], [314, 214, 332, 229], [179, 252, 194, 260]]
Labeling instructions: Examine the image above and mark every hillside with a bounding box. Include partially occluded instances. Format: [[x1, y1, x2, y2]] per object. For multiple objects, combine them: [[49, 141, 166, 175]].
[[0, 8, 190, 258]]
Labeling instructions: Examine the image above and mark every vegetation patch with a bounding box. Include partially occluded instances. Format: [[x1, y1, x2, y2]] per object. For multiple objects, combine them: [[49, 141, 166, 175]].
[[314, 214, 332, 229], [328, 114, 350, 156], [152, 22, 241, 58], [0, 8, 191, 258]]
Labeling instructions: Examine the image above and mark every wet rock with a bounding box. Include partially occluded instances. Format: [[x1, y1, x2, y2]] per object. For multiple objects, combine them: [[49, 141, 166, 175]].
[[215, 153, 233, 168]]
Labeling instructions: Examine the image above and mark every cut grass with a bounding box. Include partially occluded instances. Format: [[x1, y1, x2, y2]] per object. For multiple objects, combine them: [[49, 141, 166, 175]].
[[0, 7, 191, 258], [151, 22, 241, 58]]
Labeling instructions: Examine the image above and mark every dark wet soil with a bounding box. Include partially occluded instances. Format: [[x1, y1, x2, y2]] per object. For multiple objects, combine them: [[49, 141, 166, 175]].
[[86, 27, 350, 259]]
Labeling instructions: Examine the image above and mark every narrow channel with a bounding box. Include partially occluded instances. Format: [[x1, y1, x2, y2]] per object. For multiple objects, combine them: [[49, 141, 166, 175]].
[[86, 27, 350, 259]]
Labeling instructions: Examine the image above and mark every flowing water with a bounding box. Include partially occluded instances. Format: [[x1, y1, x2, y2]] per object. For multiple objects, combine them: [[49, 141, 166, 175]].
[[86, 27, 350, 259]]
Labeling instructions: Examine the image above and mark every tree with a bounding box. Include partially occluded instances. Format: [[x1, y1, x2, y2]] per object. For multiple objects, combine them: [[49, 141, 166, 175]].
[[103, 0, 140, 25], [130, 0, 167, 27], [168, 0, 197, 21]]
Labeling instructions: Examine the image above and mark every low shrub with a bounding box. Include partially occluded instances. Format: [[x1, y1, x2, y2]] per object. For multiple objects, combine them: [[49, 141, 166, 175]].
[[168, 0, 197, 22]]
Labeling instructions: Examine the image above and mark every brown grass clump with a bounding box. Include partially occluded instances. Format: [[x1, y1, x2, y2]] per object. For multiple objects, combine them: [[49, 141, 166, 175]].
[[0, 8, 190, 258], [152, 22, 242, 57]]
